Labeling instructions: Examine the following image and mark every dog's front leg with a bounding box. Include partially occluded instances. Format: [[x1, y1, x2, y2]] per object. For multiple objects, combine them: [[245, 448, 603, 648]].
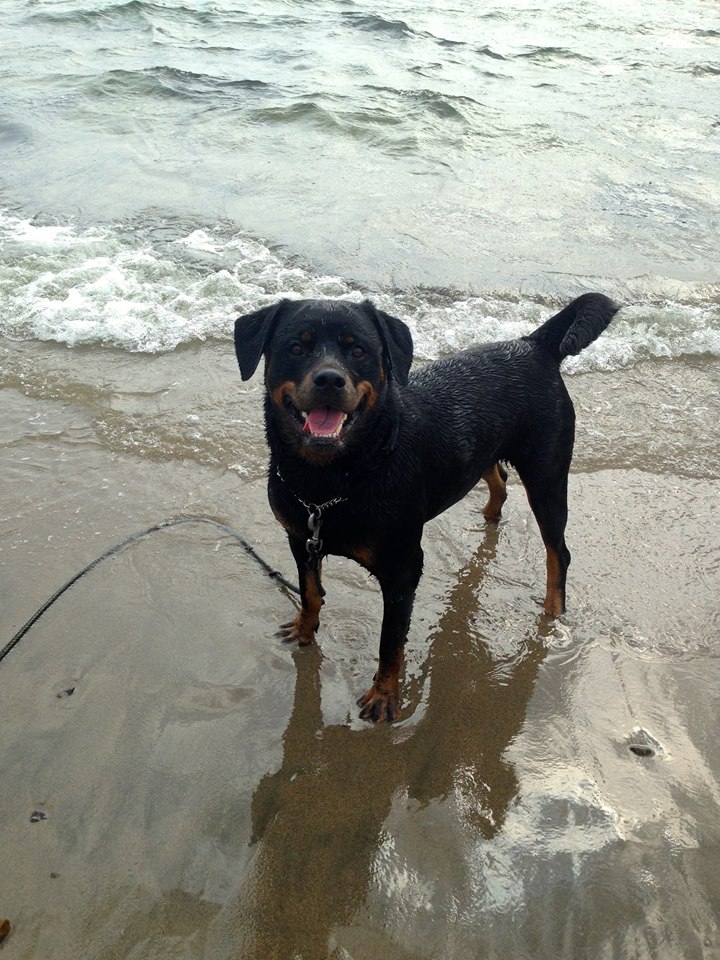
[[277, 534, 325, 645], [357, 547, 424, 723]]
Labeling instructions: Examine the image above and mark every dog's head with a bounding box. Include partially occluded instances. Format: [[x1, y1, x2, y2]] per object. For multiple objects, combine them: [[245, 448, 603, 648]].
[[234, 298, 413, 462]]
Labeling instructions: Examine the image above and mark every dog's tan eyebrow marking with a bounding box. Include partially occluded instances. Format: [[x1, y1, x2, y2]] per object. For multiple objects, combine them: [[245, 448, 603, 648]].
[[300, 330, 313, 344], [342, 334, 355, 345]]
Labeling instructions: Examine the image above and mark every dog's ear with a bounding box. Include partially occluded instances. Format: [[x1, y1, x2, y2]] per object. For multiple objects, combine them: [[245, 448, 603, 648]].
[[234, 300, 287, 381], [362, 300, 414, 386]]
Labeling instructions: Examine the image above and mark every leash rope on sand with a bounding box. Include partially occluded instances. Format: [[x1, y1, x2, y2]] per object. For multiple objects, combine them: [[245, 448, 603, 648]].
[[0, 517, 300, 665]]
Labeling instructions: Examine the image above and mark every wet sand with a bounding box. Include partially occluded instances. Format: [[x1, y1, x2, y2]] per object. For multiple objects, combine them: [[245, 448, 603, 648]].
[[1, 341, 719, 959]]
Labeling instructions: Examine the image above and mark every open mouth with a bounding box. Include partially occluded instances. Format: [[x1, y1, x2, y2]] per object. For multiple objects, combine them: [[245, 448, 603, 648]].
[[283, 398, 362, 441], [302, 406, 347, 437]]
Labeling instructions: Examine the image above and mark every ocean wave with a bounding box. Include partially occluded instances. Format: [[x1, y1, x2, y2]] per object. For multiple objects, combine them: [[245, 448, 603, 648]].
[[691, 64, 720, 78], [85, 66, 272, 102], [362, 85, 483, 122], [476, 44, 507, 61], [339, 10, 507, 56], [0, 211, 352, 353], [246, 91, 463, 154], [514, 45, 597, 65], [1, 211, 718, 371], [27, 0, 153, 29], [341, 12, 415, 39], [27, 0, 212, 28]]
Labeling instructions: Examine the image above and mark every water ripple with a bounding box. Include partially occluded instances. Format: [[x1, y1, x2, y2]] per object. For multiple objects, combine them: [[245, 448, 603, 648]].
[[85, 66, 272, 102]]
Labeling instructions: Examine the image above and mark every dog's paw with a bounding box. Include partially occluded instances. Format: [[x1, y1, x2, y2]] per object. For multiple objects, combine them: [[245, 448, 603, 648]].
[[481, 503, 504, 523], [357, 683, 399, 723], [276, 617, 316, 646]]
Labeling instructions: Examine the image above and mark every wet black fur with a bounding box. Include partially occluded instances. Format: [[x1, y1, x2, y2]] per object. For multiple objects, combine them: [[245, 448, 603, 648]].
[[234, 292, 619, 719]]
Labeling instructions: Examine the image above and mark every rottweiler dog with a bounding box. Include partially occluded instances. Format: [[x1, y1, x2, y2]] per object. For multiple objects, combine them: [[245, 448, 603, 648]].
[[234, 293, 618, 722]]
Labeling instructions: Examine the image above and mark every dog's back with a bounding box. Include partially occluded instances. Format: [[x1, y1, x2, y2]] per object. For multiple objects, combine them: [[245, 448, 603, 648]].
[[399, 293, 618, 520]]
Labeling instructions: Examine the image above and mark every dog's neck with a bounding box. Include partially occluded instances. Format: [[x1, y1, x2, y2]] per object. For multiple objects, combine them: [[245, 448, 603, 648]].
[[269, 443, 367, 508]]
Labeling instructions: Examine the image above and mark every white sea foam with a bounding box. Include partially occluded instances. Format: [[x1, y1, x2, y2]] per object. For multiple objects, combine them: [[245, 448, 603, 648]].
[[2, 210, 719, 371]]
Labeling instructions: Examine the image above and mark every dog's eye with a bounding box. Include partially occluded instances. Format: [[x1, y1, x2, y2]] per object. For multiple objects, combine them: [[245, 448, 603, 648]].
[[289, 343, 303, 356], [351, 346, 366, 359]]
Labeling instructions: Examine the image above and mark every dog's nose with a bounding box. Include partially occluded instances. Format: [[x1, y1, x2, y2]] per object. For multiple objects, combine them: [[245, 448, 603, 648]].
[[313, 368, 346, 391]]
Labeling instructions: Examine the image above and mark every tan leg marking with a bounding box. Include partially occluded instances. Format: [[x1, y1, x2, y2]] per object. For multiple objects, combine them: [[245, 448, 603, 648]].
[[543, 546, 565, 616], [277, 567, 324, 645], [482, 463, 508, 522], [357, 647, 403, 723]]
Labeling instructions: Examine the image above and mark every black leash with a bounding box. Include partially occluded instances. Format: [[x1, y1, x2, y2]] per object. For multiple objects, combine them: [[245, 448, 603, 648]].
[[1, 516, 300, 666]]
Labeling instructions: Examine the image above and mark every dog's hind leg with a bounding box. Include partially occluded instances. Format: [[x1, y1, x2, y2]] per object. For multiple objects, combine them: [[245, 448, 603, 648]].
[[277, 534, 325, 645], [357, 544, 424, 722], [518, 471, 571, 616], [482, 463, 508, 522]]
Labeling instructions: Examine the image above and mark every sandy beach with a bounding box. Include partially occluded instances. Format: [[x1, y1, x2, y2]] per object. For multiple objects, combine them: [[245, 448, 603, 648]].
[[2, 338, 719, 958]]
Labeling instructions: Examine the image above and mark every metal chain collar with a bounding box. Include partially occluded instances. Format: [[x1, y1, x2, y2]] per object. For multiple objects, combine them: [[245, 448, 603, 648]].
[[275, 468, 347, 569]]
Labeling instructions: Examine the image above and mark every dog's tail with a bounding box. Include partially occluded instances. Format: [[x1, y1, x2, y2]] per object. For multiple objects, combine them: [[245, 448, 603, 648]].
[[526, 293, 619, 363]]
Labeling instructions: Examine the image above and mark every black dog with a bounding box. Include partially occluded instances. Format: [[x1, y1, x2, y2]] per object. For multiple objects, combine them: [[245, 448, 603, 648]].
[[234, 293, 618, 722]]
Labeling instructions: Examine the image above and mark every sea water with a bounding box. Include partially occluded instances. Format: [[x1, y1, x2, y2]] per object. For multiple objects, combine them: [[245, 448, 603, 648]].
[[2, 0, 718, 369]]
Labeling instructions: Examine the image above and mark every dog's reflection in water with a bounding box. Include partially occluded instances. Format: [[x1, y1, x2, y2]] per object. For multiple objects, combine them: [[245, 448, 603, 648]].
[[233, 524, 548, 959]]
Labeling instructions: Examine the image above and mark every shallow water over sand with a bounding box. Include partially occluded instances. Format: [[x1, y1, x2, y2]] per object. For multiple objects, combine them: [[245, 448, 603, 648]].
[[2, 343, 719, 958]]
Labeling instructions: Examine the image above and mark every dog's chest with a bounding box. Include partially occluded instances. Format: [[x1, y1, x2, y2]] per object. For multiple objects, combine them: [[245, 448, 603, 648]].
[[269, 482, 380, 567]]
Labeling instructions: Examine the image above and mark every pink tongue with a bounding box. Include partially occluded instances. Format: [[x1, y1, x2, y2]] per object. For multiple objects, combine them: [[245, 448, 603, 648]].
[[304, 406, 345, 436]]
